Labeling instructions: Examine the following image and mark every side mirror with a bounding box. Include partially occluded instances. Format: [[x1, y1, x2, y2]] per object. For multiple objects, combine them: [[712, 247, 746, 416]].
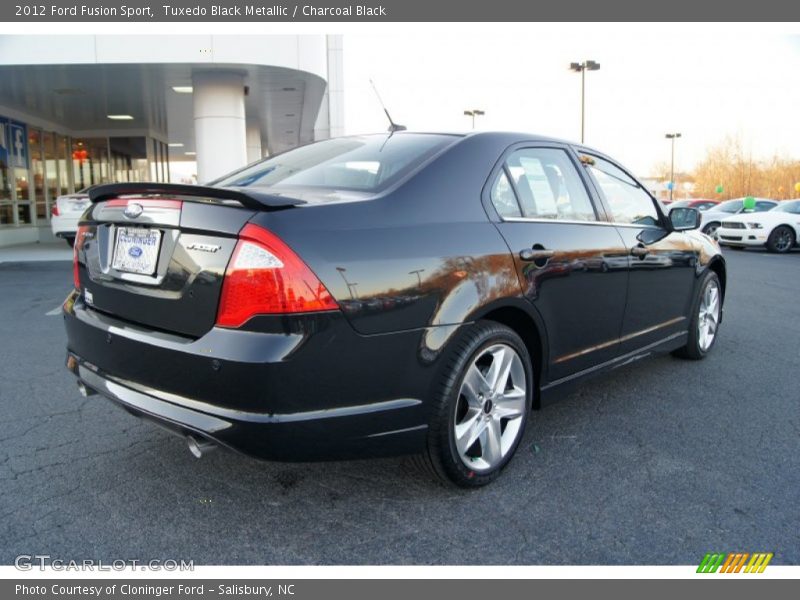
[[670, 207, 701, 231]]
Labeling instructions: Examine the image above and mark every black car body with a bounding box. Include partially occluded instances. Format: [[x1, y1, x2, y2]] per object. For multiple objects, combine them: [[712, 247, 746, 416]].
[[64, 132, 726, 486]]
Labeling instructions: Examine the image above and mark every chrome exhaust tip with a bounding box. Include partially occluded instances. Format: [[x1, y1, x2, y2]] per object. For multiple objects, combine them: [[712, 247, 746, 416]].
[[77, 381, 97, 397], [186, 435, 216, 459]]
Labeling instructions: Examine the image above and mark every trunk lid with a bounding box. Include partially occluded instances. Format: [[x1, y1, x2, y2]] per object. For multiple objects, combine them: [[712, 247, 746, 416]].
[[77, 193, 259, 338]]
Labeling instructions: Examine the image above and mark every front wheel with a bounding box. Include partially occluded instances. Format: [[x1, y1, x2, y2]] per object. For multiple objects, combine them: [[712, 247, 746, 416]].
[[418, 321, 533, 487], [767, 226, 795, 253], [673, 271, 722, 360], [702, 222, 720, 238]]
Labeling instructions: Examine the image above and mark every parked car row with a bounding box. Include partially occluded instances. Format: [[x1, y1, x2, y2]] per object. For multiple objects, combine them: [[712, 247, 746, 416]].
[[716, 199, 800, 253], [665, 196, 798, 253]]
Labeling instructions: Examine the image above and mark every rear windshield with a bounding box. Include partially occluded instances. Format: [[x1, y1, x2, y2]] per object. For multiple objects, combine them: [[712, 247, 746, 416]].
[[213, 134, 458, 193]]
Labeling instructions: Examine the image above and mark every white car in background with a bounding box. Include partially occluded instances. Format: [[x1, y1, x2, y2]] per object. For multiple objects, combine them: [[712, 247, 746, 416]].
[[50, 188, 91, 247], [696, 197, 778, 238], [717, 199, 800, 253]]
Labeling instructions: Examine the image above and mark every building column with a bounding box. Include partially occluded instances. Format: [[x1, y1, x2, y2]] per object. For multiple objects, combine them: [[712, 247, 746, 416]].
[[192, 71, 247, 182], [246, 119, 263, 164]]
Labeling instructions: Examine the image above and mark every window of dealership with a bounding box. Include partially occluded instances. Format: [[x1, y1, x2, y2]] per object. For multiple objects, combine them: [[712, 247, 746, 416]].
[[0, 115, 169, 229]]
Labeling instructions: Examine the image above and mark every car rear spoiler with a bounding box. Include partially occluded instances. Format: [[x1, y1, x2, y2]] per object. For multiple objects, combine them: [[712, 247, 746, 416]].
[[87, 183, 306, 211]]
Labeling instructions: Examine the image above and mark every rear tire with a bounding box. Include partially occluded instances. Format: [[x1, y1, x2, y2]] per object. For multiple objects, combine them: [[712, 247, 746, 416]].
[[65, 237, 75, 248], [418, 321, 533, 487], [673, 271, 722, 360], [766, 226, 795, 254]]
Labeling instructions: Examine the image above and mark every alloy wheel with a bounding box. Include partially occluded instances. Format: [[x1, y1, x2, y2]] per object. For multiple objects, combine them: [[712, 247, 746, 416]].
[[774, 228, 793, 252], [698, 279, 721, 351], [453, 343, 527, 472]]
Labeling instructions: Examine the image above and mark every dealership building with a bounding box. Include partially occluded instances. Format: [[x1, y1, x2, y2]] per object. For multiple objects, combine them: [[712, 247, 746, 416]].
[[0, 34, 344, 247]]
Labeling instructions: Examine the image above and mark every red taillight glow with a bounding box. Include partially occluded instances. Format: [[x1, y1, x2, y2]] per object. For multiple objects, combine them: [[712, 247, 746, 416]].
[[51, 204, 60, 217], [216, 224, 338, 328], [73, 225, 90, 290]]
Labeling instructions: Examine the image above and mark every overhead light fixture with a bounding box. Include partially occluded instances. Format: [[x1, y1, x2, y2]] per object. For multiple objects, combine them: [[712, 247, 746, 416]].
[[184, 151, 196, 156], [172, 86, 193, 94], [168, 143, 184, 148], [107, 114, 134, 120]]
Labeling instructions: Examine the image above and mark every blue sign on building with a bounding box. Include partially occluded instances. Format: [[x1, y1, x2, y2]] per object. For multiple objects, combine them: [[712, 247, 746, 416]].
[[0, 117, 9, 168], [8, 120, 28, 169]]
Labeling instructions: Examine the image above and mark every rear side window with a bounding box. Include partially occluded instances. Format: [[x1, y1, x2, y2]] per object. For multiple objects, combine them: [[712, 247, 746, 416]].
[[754, 201, 776, 212], [490, 171, 522, 218], [495, 148, 597, 221], [585, 155, 660, 226], [212, 134, 457, 193]]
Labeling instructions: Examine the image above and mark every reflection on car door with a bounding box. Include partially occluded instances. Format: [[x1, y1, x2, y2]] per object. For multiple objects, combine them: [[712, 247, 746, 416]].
[[581, 153, 698, 354], [487, 145, 629, 381]]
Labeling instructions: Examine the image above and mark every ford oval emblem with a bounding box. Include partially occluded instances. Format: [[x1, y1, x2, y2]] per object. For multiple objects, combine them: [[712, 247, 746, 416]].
[[128, 246, 143, 258], [123, 203, 143, 219]]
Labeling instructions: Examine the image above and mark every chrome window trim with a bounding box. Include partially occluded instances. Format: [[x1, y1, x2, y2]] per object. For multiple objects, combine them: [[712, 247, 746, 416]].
[[501, 216, 664, 230]]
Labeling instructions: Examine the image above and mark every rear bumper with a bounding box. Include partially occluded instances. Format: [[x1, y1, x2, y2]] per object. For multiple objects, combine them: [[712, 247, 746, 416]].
[[51, 214, 80, 237], [63, 292, 440, 461]]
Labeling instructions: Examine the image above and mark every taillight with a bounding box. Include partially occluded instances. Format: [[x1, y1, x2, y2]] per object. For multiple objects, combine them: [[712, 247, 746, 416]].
[[216, 223, 338, 328], [51, 204, 60, 217], [73, 225, 90, 290]]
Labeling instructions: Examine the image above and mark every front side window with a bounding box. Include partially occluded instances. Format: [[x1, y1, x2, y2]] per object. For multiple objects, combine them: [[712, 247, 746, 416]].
[[585, 155, 660, 226], [212, 133, 457, 193], [500, 148, 596, 221]]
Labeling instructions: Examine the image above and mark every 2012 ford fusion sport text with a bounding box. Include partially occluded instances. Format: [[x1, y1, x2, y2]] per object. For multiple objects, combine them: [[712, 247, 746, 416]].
[[64, 132, 725, 487]]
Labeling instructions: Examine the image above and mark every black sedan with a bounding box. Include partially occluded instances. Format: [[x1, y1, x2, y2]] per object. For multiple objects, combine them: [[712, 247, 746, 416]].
[[64, 132, 725, 487]]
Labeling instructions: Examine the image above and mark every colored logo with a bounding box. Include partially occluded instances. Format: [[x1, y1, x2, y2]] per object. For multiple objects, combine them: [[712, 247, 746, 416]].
[[128, 246, 143, 258], [697, 552, 773, 573]]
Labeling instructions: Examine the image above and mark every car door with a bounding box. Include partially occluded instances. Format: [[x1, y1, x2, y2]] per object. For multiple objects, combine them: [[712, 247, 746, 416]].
[[486, 144, 630, 381], [580, 152, 698, 355]]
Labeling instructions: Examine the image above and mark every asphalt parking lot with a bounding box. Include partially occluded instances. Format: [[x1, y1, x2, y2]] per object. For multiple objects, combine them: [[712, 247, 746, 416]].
[[1, 248, 798, 565]]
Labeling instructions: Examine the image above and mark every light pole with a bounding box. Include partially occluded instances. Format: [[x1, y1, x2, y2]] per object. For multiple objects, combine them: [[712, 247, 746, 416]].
[[463, 109, 485, 129], [409, 269, 425, 287], [336, 267, 357, 300], [665, 133, 682, 202], [569, 60, 600, 143]]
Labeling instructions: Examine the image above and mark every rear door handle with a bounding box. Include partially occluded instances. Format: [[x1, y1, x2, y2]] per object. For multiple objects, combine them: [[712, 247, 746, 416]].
[[519, 248, 555, 262], [630, 245, 649, 258]]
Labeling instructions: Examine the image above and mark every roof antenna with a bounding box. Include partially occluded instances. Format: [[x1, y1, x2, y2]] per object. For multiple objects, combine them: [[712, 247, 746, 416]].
[[370, 78, 406, 133]]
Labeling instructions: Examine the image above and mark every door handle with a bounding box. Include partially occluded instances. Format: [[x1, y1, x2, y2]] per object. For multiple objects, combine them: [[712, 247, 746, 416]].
[[630, 244, 649, 258], [519, 248, 555, 262]]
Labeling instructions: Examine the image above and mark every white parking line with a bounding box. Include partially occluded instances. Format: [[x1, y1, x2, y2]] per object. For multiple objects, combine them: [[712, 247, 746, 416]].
[[46, 306, 63, 316]]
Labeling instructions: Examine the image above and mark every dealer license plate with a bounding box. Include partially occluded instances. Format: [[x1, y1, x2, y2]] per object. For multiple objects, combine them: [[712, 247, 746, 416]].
[[111, 227, 162, 275]]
